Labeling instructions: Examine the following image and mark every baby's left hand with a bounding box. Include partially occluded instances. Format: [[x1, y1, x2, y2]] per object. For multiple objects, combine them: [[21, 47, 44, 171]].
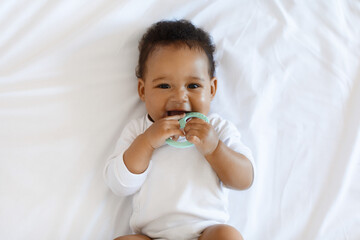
[[183, 118, 219, 156]]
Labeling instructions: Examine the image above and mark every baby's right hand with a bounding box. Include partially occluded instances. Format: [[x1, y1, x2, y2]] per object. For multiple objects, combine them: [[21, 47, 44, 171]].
[[143, 114, 185, 149]]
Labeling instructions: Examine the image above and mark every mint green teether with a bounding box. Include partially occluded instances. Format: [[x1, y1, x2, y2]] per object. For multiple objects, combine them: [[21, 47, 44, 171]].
[[165, 112, 209, 148]]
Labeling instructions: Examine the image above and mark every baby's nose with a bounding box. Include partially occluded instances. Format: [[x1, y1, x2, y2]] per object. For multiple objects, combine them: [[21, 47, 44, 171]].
[[172, 88, 188, 102]]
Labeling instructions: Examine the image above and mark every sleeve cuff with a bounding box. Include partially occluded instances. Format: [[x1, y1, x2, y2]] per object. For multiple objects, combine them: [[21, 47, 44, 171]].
[[116, 154, 151, 189], [104, 152, 151, 196]]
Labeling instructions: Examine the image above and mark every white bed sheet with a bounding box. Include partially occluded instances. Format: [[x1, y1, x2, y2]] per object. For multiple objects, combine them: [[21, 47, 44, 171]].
[[1, 0, 359, 239]]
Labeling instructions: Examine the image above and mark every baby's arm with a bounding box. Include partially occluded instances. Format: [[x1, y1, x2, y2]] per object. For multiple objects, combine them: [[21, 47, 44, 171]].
[[124, 114, 185, 174], [184, 118, 254, 190], [205, 141, 254, 190]]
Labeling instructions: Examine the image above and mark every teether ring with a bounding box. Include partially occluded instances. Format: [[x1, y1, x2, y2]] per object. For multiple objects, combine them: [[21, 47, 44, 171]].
[[165, 112, 209, 148]]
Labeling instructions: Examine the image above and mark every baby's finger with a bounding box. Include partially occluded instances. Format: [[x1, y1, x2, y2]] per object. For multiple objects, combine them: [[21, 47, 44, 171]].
[[186, 135, 201, 145], [166, 128, 185, 139], [185, 128, 199, 139], [184, 122, 209, 133], [186, 117, 206, 124], [184, 123, 201, 132], [171, 135, 179, 141]]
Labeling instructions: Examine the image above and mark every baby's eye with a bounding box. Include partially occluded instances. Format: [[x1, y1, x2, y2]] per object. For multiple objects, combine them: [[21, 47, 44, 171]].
[[157, 84, 170, 89], [188, 83, 200, 89]]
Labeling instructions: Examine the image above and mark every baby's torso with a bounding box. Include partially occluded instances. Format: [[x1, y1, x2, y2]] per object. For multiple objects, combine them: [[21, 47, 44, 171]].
[[130, 144, 229, 237]]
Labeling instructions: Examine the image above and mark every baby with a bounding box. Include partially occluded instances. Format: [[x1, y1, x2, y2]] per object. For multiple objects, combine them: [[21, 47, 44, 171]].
[[104, 19, 254, 240]]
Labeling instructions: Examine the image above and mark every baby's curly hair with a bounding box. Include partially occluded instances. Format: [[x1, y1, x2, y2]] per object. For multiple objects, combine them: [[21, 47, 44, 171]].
[[136, 19, 216, 79]]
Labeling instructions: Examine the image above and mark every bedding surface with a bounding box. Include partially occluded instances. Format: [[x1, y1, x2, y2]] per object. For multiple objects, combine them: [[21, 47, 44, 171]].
[[1, 0, 359, 239]]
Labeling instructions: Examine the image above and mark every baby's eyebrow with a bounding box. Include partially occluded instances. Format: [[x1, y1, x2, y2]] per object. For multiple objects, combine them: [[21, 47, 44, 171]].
[[187, 76, 205, 81], [151, 76, 205, 82], [152, 77, 167, 82]]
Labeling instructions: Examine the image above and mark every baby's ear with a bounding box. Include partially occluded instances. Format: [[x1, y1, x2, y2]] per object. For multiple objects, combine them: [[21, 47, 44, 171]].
[[210, 77, 217, 100], [138, 79, 145, 101]]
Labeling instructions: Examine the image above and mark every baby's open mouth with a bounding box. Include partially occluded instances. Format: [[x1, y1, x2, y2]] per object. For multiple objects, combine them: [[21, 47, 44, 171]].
[[167, 110, 190, 116]]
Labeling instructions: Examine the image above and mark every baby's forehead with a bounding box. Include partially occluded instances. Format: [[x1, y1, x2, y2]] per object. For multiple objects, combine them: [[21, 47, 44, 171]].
[[150, 42, 206, 57], [145, 45, 210, 74], [141, 41, 214, 80]]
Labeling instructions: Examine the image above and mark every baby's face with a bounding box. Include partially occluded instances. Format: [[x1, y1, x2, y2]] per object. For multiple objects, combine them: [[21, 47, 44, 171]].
[[138, 45, 217, 121]]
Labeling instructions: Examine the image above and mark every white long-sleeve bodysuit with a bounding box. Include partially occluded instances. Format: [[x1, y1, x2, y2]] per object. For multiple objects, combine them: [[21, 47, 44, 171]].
[[104, 113, 254, 240]]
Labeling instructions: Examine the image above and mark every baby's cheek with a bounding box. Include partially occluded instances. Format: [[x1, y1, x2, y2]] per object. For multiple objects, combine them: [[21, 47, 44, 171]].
[[194, 94, 211, 112]]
